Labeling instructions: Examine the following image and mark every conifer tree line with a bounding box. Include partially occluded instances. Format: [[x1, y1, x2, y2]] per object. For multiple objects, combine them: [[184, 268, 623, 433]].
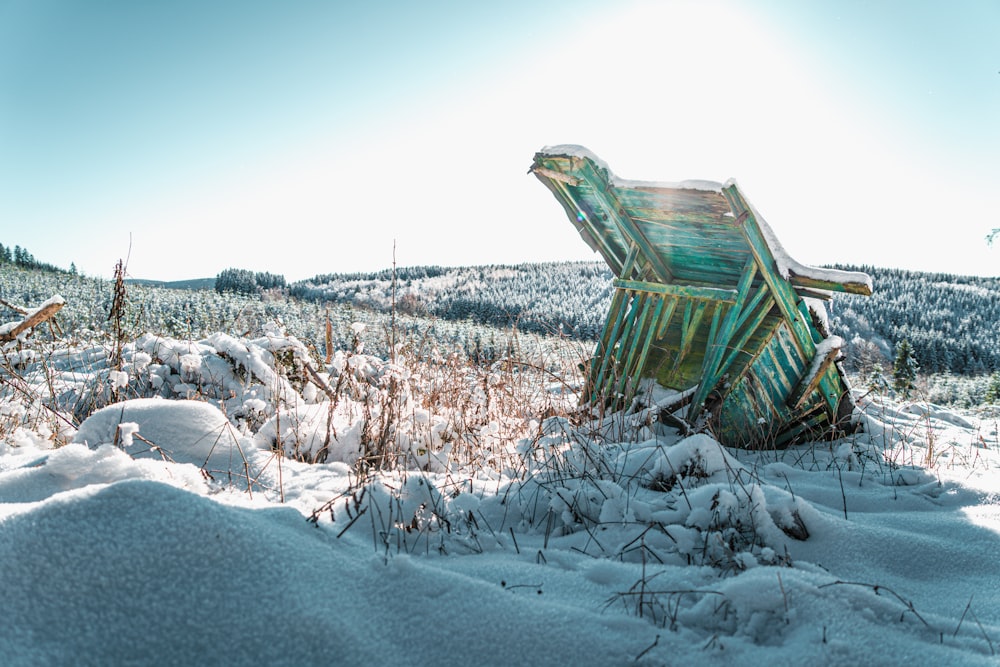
[[0, 242, 68, 274], [213, 268, 287, 295], [289, 262, 611, 339], [830, 265, 1000, 375]]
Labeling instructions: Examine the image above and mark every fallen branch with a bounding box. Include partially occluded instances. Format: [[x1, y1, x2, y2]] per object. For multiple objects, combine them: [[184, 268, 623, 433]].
[[0, 296, 65, 342]]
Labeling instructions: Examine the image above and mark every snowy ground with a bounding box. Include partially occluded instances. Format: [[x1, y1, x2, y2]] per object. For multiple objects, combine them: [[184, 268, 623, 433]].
[[2, 322, 1000, 666]]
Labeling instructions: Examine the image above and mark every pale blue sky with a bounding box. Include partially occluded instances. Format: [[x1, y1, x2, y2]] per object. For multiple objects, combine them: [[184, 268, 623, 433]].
[[1, 0, 997, 281]]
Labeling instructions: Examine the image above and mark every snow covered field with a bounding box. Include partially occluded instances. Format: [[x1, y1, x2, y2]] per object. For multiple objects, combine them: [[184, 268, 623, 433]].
[[2, 314, 999, 666]]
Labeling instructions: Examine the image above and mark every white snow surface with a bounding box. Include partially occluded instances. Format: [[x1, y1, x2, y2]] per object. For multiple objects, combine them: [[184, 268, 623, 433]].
[[2, 329, 1000, 666]]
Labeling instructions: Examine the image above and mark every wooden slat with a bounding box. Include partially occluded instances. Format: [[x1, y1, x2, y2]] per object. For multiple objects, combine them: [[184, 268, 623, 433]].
[[590, 289, 629, 401], [535, 170, 626, 276], [572, 159, 676, 284], [630, 295, 666, 394], [689, 258, 757, 412], [789, 269, 872, 297], [613, 279, 737, 303], [670, 300, 708, 381], [723, 186, 818, 372], [615, 293, 653, 399], [716, 295, 775, 383], [656, 296, 679, 339], [788, 342, 842, 410]]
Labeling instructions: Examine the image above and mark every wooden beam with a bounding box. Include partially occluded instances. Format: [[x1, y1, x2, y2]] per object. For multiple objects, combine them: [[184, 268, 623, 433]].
[[716, 295, 776, 383], [689, 258, 757, 411], [612, 278, 737, 303], [789, 270, 872, 297], [530, 165, 581, 186], [534, 172, 625, 276], [723, 185, 815, 361], [630, 295, 666, 389], [670, 300, 708, 380], [656, 297, 679, 339], [571, 159, 676, 283], [590, 289, 630, 402], [787, 338, 844, 410], [615, 292, 653, 399]]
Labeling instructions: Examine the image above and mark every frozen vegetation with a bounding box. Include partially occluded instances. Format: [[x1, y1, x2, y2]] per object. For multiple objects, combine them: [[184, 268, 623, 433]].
[[2, 263, 1000, 665]]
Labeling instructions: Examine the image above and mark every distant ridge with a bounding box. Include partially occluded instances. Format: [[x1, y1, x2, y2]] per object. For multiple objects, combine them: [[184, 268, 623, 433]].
[[126, 278, 215, 290]]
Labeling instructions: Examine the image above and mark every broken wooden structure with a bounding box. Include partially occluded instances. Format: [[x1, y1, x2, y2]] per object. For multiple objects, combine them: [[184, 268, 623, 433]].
[[530, 146, 872, 447]]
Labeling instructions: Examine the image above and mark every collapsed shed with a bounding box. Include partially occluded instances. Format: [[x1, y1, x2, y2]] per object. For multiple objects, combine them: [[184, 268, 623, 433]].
[[530, 145, 873, 448]]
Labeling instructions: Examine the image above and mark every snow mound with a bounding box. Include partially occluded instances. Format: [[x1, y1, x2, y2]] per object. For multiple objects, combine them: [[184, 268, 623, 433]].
[[72, 398, 249, 470]]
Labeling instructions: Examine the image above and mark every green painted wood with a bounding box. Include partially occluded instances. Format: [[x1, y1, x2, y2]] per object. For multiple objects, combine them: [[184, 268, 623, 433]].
[[759, 334, 796, 399], [567, 159, 677, 284], [656, 296, 678, 339], [615, 292, 651, 398], [621, 243, 640, 281], [532, 162, 626, 275], [671, 300, 706, 378], [774, 409, 829, 448], [604, 291, 644, 400], [789, 345, 842, 410], [788, 270, 872, 296], [631, 294, 666, 394], [716, 298, 776, 389], [612, 278, 738, 303], [591, 289, 631, 402], [532, 148, 869, 447], [592, 288, 626, 372], [735, 283, 771, 331], [691, 258, 757, 410]]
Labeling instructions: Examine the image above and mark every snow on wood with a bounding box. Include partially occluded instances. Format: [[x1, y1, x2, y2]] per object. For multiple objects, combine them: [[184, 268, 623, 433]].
[[0, 295, 65, 342], [531, 146, 872, 448]]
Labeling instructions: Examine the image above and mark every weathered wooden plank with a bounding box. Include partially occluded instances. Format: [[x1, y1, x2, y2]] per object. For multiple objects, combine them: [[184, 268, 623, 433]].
[[571, 159, 676, 284], [689, 258, 757, 412], [621, 243, 640, 281], [590, 289, 630, 401], [670, 300, 706, 378], [612, 279, 737, 303], [734, 283, 772, 333], [532, 165, 581, 186], [615, 292, 651, 398], [787, 340, 842, 411], [630, 295, 666, 393], [723, 184, 816, 363], [533, 168, 626, 275], [774, 408, 829, 448], [716, 295, 776, 383], [656, 296, 678, 339], [597, 291, 643, 401], [789, 269, 873, 296], [759, 332, 797, 399]]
